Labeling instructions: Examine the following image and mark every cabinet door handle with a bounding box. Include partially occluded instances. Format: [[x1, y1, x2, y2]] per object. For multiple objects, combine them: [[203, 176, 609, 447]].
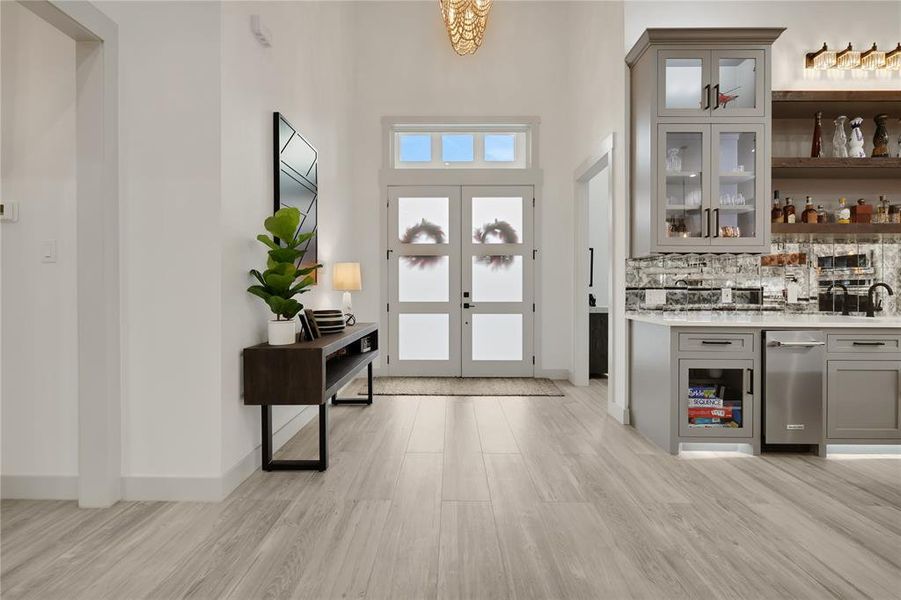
[[747, 368, 753, 395], [713, 84, 720, 109], [852, 341, 886, 346], [701, 340, 732, 345], [704, 208, 710, 237], [703, 84, 711, 110], [713, 209, 720, 237]]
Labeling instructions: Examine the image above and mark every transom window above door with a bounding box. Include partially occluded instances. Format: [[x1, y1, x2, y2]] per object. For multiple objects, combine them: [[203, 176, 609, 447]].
[[390, 123, 532, 169]]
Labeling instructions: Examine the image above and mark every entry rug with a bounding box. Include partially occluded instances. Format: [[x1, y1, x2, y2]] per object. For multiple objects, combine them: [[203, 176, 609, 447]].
[[354, 377, 563, 397]]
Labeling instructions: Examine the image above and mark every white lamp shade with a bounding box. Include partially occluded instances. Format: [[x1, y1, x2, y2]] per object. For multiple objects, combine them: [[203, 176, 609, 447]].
[[332, 262, 362, 291]]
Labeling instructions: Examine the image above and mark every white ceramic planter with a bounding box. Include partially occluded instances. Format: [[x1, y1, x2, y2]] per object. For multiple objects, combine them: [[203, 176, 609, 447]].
[[268, 319, 296, 345]]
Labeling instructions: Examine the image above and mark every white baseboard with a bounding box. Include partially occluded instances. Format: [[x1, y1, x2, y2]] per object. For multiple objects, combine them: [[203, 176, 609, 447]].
[[536, 368, 570, 380], [124, 406, 317, 503], [607, 401, 629, 425], [1, 474, 78, 500], [219, 405, 316, 500]]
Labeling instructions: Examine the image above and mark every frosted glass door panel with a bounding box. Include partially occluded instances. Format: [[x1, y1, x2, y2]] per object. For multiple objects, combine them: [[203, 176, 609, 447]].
[[399, 313, 449, 361], [471, 256, 522, 302], [663, 130, 705, 239], [472, 314, 522, 361], [398, 196, 449, 244], [471, 196, 523, 244], [388, 186, 461, 376], [664, 58, 704, 110], [398, 256, 449, 302]]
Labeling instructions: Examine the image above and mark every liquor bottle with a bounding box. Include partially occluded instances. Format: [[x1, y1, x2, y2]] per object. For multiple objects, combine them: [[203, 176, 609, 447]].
[[771, 190, 783, 223], [872, 114, 889, 158], [837, 197, 851, 224], [783, 197, 797, 224], [852, 198, 873, 224], [817, 205, 827, 223], [810, 111, 823, 158], [875, 195, 890, 224], [802, 197, 818, 223]]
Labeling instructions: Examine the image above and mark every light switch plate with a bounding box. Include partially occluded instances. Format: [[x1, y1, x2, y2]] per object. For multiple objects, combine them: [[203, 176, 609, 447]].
[[0, 202, 18, 222], [41, 240, 57, 263], [721, 288, 733, 304], [645, 289, 667, 306]]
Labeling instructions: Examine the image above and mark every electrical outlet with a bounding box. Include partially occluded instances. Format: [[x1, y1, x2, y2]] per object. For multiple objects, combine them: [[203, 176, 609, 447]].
[[721, 288, 733, 304], [645, 289, 667, 306]]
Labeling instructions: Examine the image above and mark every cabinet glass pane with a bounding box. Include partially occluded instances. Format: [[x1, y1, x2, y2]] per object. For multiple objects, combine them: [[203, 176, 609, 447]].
[[472, 256, 522, 302], [717, 57, 757, 110], [398, 197, 449, 244], [717, 131, 757, 239], [471, 196, 523, 244], [664, 58, 704, 110], [472, 314, 522, 361], [399, 256, 449, 302], [664, 131, 704, 239], [399, 313, 449, 360], [687, 367, 746, 430]]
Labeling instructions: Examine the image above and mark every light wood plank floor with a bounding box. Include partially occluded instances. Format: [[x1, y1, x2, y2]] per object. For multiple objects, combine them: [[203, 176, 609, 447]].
[[3, 379, 900, 599]]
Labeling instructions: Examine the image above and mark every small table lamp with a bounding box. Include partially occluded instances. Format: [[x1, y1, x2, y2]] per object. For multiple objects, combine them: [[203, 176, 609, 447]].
[[333, 262, 362, 324]]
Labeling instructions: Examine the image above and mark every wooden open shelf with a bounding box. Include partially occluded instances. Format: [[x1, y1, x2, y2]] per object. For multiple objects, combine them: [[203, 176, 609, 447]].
[[771, 222, 901, 242], [772, 90, 901, 119], [772, 157, 901, 179]]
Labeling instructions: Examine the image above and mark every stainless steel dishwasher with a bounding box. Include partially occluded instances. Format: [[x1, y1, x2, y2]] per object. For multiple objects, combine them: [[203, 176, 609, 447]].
[[764, 331, 826, 444]]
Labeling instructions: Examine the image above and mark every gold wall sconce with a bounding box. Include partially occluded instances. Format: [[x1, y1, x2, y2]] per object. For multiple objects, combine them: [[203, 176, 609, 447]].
[[806, 42, 900, 71]]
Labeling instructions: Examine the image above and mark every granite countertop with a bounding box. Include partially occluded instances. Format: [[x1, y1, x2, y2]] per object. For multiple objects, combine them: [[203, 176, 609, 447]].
[[626, 311, 901, 329]]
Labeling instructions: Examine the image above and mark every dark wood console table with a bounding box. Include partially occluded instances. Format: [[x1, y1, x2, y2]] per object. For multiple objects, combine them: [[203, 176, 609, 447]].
[[243, 323, 378, 471]]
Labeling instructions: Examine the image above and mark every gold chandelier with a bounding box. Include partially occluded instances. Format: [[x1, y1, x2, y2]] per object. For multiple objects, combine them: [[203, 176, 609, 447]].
[[438, 0, 492, 56]]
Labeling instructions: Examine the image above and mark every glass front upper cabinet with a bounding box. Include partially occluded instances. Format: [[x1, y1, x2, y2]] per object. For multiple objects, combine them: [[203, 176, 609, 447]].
[[657, 124, 710, 244], [711, 124, 765, 247], [711, 50, 765, 117], [658, 50, 765, 118]]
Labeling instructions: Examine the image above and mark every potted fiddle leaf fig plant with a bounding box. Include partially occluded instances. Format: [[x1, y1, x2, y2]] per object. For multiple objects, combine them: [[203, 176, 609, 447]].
[[248, 206, 321, 345]]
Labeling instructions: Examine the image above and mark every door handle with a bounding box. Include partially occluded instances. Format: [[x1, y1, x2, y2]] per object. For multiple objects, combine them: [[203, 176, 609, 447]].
[[747, 368, 753, 395], [703, 84, 711, 110], [704, 208, 710, 238], [713, 209, 720, 237], [713, 84, 720, 109]]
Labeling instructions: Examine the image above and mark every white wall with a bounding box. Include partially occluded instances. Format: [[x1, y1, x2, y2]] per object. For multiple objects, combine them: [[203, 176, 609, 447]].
[[624, 1, 901, 90], [1, 2, 79, 494], [96, 1, 223, 487], [219, 1, 356, 478], [588, 168, 610, 308], [350, 1, 626, 376]]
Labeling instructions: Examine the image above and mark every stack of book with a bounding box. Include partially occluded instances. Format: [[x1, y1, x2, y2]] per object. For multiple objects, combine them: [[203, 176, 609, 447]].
[[688, 384, 742, 428]]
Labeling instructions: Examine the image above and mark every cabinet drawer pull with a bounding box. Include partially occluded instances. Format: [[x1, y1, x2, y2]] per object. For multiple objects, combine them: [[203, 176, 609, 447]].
[[701, 340, 732, 345], [713, 84, 721, 109], [704, 208, 710, 238], [852, 341, 886, 346], [703, 84, 711, 110]]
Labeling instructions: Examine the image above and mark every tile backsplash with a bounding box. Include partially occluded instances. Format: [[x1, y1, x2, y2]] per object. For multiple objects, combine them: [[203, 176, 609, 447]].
[[626, 241, 900, 316]]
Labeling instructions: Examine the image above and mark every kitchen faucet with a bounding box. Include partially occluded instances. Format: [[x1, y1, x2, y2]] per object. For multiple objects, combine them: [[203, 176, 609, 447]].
[[866, 282, 894, 317], [826, 283, 851, 316]]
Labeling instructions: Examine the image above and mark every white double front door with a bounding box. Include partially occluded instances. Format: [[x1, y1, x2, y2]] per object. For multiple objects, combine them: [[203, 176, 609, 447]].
[[387, 185, 535, 377]]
